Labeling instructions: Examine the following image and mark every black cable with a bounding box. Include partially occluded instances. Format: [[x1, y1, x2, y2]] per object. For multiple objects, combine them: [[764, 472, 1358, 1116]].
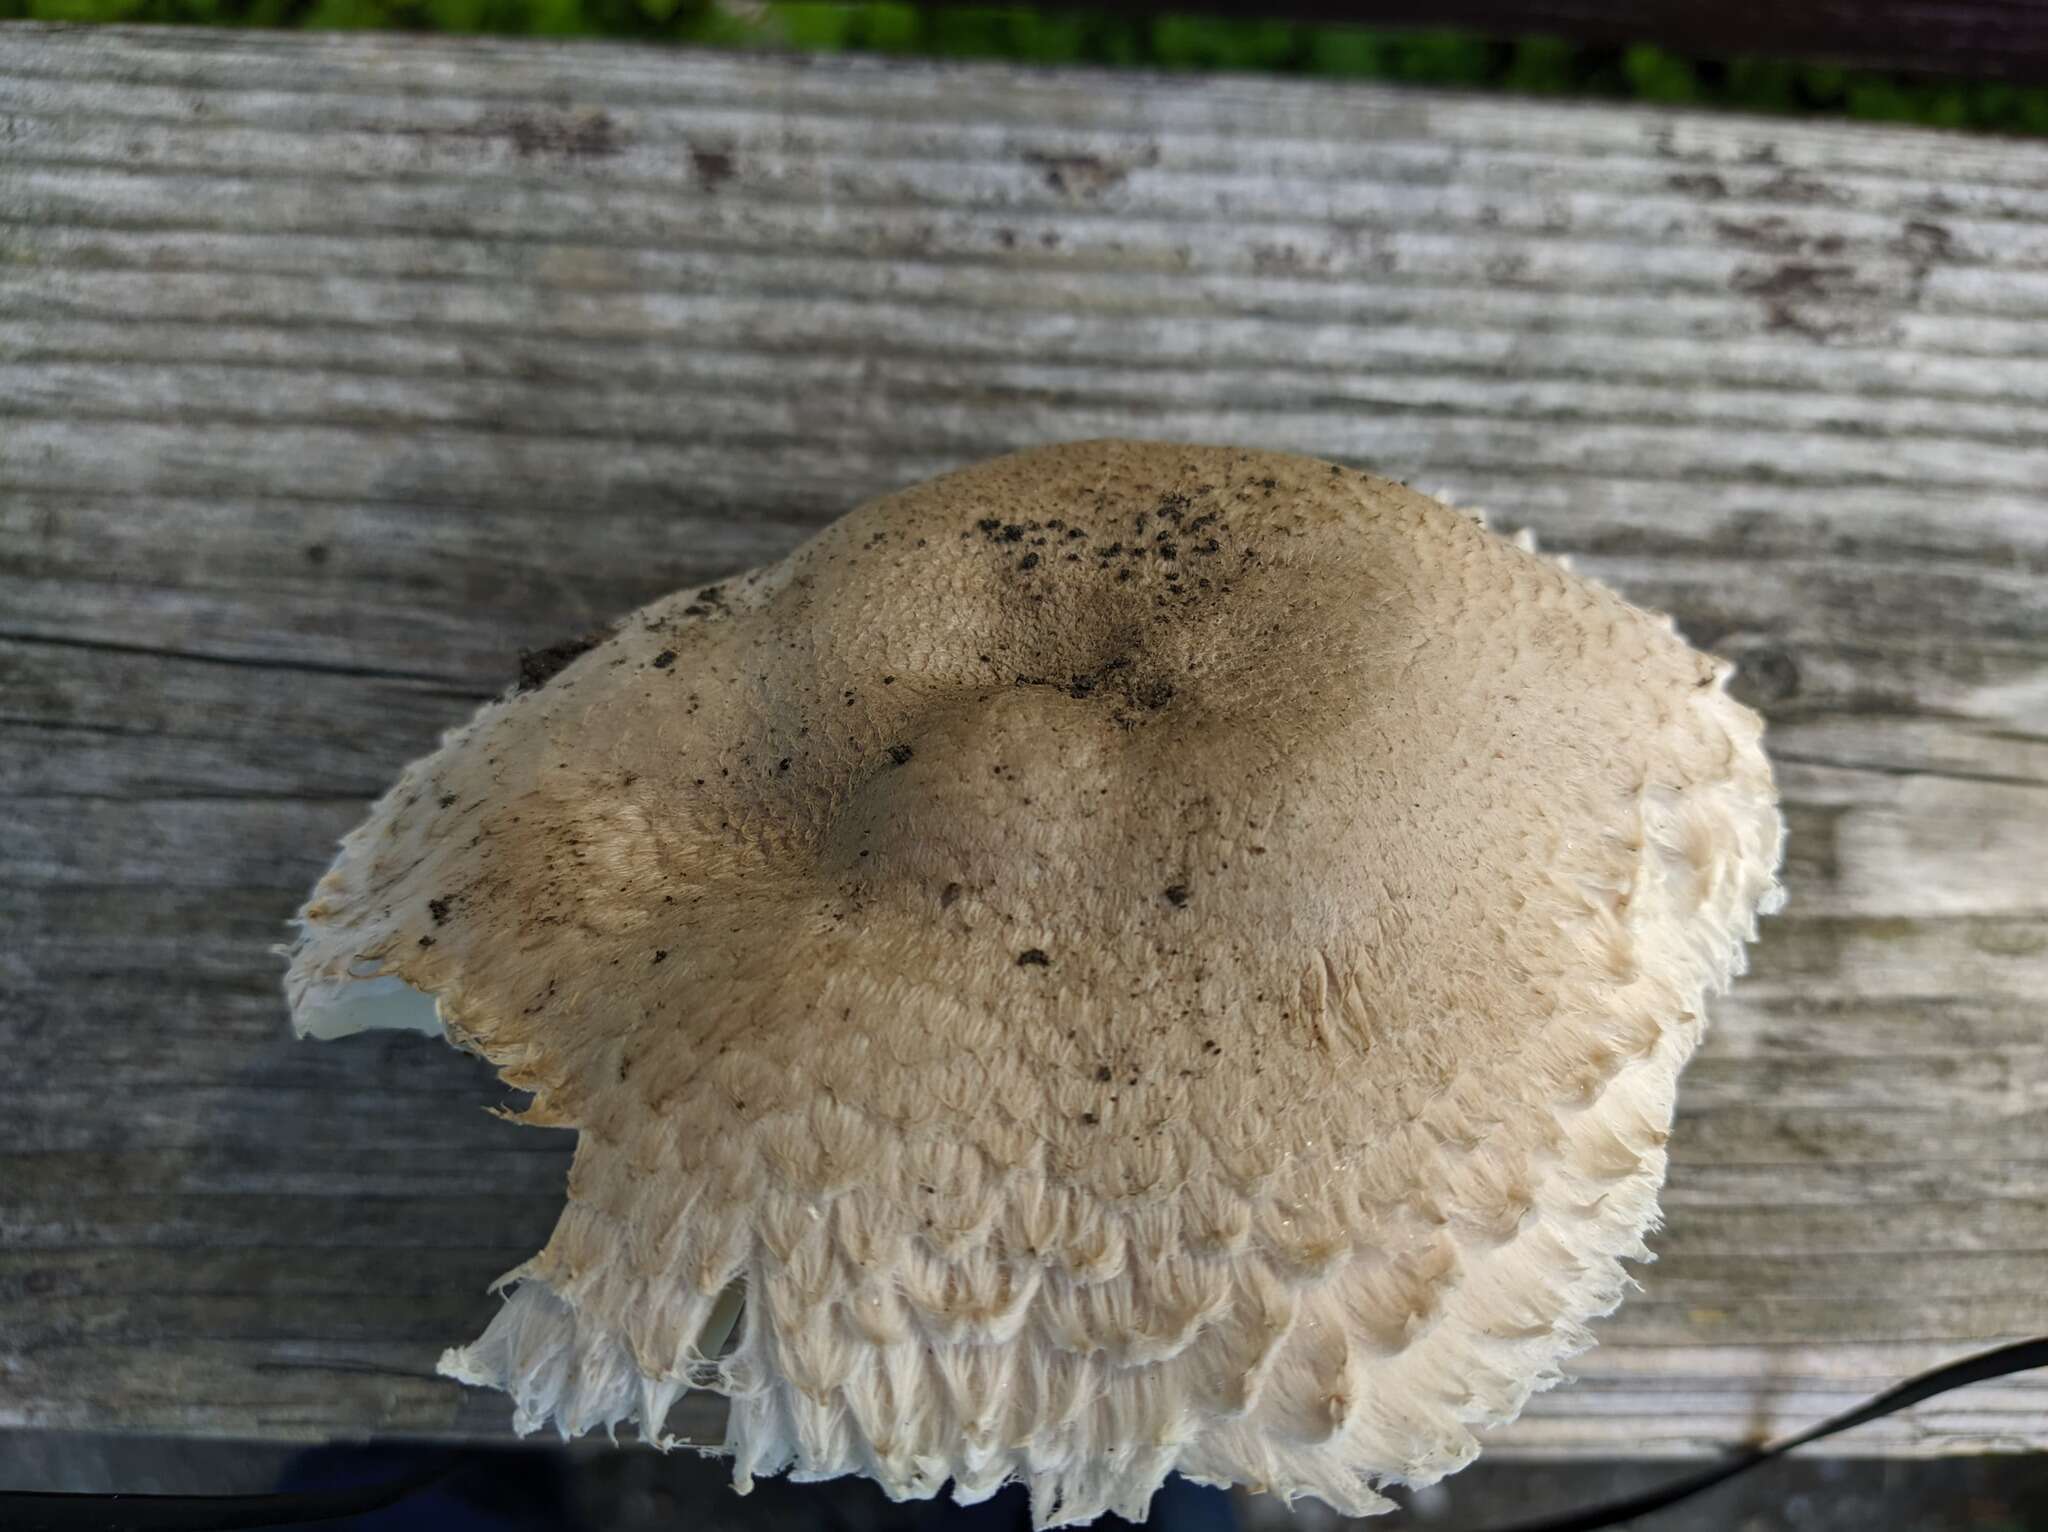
[[0, 1450, 463, 1532], [1471, 1335, 2048, 1532], [1, 1337, 2041, 1532]]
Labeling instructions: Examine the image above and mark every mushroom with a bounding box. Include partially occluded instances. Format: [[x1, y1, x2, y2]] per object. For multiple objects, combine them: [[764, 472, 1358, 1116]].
[[281, 440, 1784, 1526]]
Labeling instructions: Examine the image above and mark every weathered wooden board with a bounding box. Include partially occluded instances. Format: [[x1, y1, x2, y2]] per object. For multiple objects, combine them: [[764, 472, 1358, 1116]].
[[1, 23, 2044, 1460]]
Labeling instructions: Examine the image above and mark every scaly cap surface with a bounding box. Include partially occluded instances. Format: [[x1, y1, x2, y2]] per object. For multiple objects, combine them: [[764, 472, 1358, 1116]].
[[283, 440, 1784, 1526]]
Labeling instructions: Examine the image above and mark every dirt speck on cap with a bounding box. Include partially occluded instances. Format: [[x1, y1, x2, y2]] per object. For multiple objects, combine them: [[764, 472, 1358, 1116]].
[[517, 627, 614, 692]]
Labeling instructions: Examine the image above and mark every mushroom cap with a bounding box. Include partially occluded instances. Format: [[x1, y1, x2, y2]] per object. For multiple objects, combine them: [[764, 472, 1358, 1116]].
[[283, 440, 1783, 1526]]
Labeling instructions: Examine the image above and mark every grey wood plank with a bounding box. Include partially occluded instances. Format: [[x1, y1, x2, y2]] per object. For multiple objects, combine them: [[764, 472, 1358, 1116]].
[[1, 22, 2044, 1461]]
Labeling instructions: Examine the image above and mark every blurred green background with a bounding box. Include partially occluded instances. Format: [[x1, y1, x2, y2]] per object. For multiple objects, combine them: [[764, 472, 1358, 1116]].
[[7, 0, 2048, 136]]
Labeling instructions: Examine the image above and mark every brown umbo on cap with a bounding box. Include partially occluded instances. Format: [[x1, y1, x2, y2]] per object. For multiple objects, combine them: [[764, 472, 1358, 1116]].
[[282, 440, 1784, 1527]]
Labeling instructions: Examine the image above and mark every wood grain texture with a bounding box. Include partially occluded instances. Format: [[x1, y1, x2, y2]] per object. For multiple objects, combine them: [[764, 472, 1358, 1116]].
[[1, 22, 2044, 1462]]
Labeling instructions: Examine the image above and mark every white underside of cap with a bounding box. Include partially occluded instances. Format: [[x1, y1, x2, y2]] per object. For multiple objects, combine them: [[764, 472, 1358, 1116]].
[[293, 972, 445, 1041]]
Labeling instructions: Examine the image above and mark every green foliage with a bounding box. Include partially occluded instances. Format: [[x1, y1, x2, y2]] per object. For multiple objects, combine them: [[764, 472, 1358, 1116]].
[[776, 1, 851, 49], [1723, 56, 1800, 114], [4, 0, 2047, 139], [923, 5, 1005, 57], [858, 2, 919, 52], [1007, 10, 1089, 64], [1302, 26, 1385, 79], [423, 0, 485, 29], [1622, 43, 1698, 103], [300, 0, 387, 27], [1499, 35, 1576, 95], [1384, 29, 1493, 84], [1150, 14, 1296, 71]]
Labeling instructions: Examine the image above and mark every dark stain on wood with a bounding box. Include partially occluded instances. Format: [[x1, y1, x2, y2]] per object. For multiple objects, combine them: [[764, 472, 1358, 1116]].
[[1897, 218, 1958, 299], [691, 146, 737, 190], [1251, 243, 1314, 275], [1732, 260, 1886, 340], [1022, 145, 1158, 199], [1730, 644, 1802, 707], [1714, 216, 1815, 253], [471, 109, 623, 160], [1667, 171, 1729, 198]]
